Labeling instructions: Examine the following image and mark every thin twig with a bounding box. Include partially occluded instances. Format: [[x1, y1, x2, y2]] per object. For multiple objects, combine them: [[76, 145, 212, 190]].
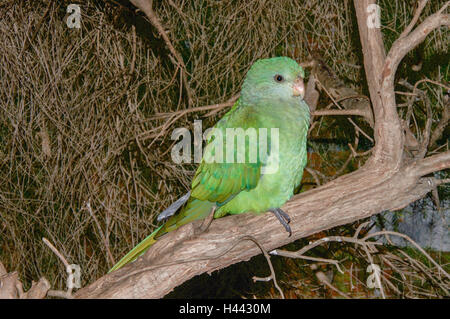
[[42, 238, 69, 268], [85, 201, 116, 266], [42, 237, 74, 299], [363, 231, 450, 280], [246, 236, 285, 299]]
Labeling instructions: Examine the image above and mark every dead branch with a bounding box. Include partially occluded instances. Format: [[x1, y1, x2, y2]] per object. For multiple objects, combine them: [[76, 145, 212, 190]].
[[273, 225, 449, 298], [42, 237, 75, 299], [85, 201, 115, 267], [74, 170, 448, 298], [363, 231, 450, 280], [430, 92, 449, 148], [398, 0, 429, 39], [129, 0, 193, 106], [0, 261, 50, 299], [246, 236, 284, 299]]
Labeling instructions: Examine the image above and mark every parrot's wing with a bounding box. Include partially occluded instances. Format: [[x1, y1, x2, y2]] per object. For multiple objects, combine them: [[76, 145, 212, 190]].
[[190, 102, 269, 204]]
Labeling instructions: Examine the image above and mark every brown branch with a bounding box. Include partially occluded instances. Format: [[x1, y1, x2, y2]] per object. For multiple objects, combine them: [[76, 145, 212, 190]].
[[145, 93, 374, 143], [42, 237, 75, 299], [398, 0, 429, 39], [74, 158, 449, 298], [379, 2, 450, 158], [363, 231, 450, 280], [140, 95, 239, 147], [150, 94, 239, 120], [430, 94, 449, 148], [246, 236, 284, 299], [399, 77, 448, 156], [42, 238, 70, 269], [312, 108, 370, 118], [355, 0, 400, 169], [129, 0, 193, 106], [0, 261, 50, 299], [412, 150, 450, 177], [268, 225, 448, 299], [382, 4, 450, 92], [0, 267, 20, 298]]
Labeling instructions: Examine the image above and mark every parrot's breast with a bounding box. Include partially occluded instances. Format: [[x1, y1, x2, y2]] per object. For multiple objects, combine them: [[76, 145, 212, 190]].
[[218, 99, 309, 215]]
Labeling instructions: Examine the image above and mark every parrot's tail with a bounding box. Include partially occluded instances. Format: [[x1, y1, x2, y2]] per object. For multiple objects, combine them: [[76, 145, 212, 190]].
[[108, 225, 163, 273], [108, 198, 214, 273]]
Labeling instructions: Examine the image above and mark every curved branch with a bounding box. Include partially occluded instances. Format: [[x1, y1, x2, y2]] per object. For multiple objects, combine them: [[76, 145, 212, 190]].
[[398, 0, 429, 39], [74, 154, 449, 298], [130, 0, 194, 105], [382, 6, 450, 91]]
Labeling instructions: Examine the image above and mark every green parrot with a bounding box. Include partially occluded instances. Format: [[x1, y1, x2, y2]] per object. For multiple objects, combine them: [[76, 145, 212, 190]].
[[109, 56, 310, 273]]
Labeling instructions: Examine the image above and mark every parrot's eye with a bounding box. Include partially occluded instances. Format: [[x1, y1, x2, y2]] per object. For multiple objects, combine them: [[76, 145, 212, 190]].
[[274, 74, 284, 83]]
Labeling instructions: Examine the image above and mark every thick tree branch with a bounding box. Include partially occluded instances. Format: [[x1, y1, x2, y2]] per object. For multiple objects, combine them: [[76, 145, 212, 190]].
[[412, 150, 450, 177], [74, 158, 448, 298]]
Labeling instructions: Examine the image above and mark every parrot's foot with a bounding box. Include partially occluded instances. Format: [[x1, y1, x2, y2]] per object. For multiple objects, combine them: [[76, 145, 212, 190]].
[[196, 205, 216, 235], [270, 208, 292, 236]]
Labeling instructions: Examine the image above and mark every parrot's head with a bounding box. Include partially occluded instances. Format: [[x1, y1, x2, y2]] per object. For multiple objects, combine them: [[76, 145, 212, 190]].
[[241, 57, 305, 105]]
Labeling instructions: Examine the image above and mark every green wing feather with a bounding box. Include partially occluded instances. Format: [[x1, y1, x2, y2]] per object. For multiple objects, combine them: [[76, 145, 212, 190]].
[[190, 101, 268, 204], [156, 100, 270, 236]]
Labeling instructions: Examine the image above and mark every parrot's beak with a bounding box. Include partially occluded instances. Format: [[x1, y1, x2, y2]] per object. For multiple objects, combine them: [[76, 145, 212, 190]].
[[292, 77, 305, 98]]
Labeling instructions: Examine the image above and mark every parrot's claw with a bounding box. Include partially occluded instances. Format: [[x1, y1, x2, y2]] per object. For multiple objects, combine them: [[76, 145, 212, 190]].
[[270, 208, 292, 236], [196, 205, 216, 235]]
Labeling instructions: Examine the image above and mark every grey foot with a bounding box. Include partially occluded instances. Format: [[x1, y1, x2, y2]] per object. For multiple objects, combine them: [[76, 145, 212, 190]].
[[270, 208, 292, 236]]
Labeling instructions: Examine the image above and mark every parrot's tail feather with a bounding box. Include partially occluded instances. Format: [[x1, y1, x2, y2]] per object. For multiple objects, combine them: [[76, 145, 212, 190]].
[[108, 198, 214, 273], [155, 198, 215, 237], [108, 225, 163, 273], [157, 191, 191, 222]]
